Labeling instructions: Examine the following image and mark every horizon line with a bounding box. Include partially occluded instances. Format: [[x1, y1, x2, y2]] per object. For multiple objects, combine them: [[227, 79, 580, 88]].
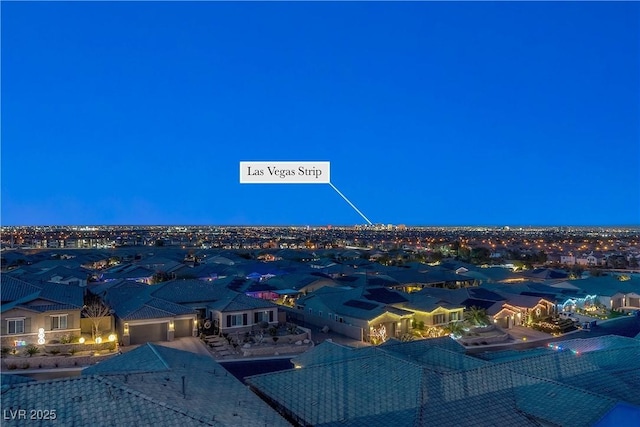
[[2, 223, 639, 229]]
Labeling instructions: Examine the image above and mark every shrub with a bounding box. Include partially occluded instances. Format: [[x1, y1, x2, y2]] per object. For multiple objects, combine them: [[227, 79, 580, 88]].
[[21, 363, 30, 369], [59, 335, 71, 344], [24, 345, 40, 357], [268, 326, 277, 337], [69, 348, 77, 356], [1, 347, 10, 357], [49, 349, 61, 355], [7, 364, 17, 370], [272, 336, 279, 344]]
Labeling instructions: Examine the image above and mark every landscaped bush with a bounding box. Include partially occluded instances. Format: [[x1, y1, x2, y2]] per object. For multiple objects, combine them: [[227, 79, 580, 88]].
[[48, 349, 61, 355], [24, 345, 40, 357], [1, 347, 10, 357]]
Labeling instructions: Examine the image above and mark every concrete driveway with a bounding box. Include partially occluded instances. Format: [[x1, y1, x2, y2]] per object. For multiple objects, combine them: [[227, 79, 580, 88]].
[[154, 336, 214, 358]]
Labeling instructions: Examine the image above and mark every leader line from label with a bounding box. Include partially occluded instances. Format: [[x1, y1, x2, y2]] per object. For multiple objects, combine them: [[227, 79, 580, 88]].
[[328, 182, 373, 225]]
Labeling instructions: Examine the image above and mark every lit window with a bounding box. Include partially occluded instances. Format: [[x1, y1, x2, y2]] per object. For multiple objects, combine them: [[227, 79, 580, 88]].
[[51, 314, 68, 330]]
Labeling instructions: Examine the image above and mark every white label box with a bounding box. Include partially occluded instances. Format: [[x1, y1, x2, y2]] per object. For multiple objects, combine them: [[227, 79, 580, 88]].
[[240, 161, 330, 184]]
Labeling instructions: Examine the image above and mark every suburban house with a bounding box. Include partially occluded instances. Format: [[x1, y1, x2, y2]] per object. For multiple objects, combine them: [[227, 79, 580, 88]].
[[102, 282, 197, 346], [99, 264, 156, 283], [148, 278, 231, 322], [265, 273, 338, 298], [387, 267, 477, 292], [29, 265, 91, 286], [552, 275, 640, 313], [393, 289, 465, 328], [576, 252, 606, 267], [294, 286, 414, 342], [206, 291, 280, 335], [1, 275, 84, 348], [490, 294, 556, 328]]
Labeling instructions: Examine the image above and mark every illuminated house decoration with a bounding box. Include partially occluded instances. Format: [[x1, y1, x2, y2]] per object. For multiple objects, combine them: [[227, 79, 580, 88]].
[[295, 286, 414, 343], [370, 324, 387, 345], [389, 289, 465, 333], [492, 296, 555, 329], [0, 275, 83, 348], [562, 295, 599, 312]]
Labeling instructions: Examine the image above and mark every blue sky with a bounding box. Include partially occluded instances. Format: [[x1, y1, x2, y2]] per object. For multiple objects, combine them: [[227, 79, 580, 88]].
[[2, 2, 638, 226]]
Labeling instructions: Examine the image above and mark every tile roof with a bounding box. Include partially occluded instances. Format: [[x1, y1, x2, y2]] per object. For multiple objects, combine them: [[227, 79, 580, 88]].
[[82, 343, 290, 427], [1, 276, 83, 313], [0, 276, 43, 302], [248, 352, 425, 426], [550, 335, 640, 354], [22, 303, 82, 313], [0, 373, 35, 387], [2, 375, 215, 426], [105, 284, 196, 321], [207, 292, 276, 312], [250, 335, 638, 427], [150, 279, 232, 303], [37, 282, 84, 306]]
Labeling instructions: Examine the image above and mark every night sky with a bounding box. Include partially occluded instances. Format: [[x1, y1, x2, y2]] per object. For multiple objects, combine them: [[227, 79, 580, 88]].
[[2, 2, 638, 226]]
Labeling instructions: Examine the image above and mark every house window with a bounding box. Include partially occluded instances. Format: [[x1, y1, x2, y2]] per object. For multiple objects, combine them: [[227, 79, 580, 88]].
[[7, 319, 25, 335], [308, 308, 313, 314], [226, 314, 247, 328], [433, 314, 445, 324], [449, 312, 460, 322], [318, 311, 323, 318], [338, 317, 344, 323], [254, 311, 273, 323], [51, 314, 68, 330]]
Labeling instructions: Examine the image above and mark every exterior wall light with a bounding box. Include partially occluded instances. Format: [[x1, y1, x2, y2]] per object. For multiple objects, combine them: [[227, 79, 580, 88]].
[[108, 334, 116, 342], [95, 337, 103, 344]]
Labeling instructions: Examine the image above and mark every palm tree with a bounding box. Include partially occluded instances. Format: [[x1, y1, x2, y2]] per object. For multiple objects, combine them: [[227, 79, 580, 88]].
[[464, 306, 490, 327], [444, 321, 466, 339]]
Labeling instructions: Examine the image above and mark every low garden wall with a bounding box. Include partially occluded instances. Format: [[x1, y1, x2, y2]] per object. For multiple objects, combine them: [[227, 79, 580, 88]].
[[1, 352, 117, 371], [459, 333, 510, 346], [241, 341, 312, 357], [44, 341, 116, 354]]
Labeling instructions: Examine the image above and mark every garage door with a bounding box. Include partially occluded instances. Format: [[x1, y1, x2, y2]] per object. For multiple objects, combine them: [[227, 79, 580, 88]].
[[130, 323, 167, 345], [174, 319, 192, 338]]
